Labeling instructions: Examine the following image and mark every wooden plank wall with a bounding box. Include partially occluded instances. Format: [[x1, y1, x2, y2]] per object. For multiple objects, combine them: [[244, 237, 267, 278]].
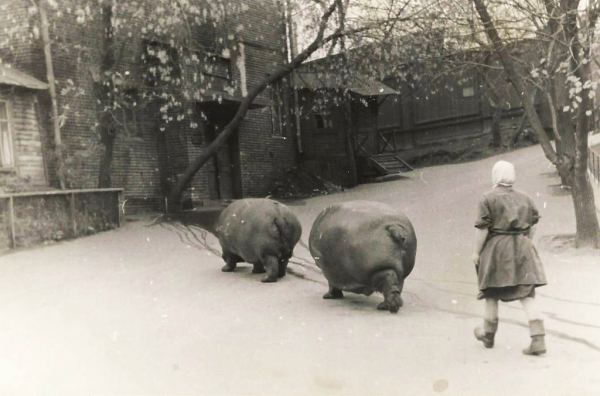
[[0, 89, 47, 187]]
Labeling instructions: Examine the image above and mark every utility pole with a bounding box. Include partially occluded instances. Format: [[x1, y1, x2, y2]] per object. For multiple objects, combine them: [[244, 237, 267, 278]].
[[38, 0, 65, 189], [285, 0, 303, 154]]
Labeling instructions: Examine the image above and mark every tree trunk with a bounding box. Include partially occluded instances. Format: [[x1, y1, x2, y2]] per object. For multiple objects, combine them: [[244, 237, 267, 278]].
[[551, 76, 576, 186], [97, 2, 116, 189], [489, 104, 502, 148], [38, 0, 66, 189], [510, 113, 527, 147], [98, 121, 116, 189], [571, 60, 600, 247], [472, 0, 600, 248], [570, 158, 600, 248]]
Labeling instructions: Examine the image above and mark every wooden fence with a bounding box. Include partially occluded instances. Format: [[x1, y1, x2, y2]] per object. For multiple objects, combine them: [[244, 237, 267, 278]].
[[0, 188, 123, 250]]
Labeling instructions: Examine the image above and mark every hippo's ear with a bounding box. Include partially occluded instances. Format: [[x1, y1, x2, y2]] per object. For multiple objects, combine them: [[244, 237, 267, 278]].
[[386, 225, 406, 246]]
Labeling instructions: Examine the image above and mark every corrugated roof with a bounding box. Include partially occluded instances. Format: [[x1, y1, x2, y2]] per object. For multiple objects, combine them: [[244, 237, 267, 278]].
[[293, 72, 397, 96], [0, 64, 48, 90]]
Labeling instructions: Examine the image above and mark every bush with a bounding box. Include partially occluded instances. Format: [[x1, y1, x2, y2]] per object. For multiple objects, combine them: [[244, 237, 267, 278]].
[[269, 167, 343, 199]]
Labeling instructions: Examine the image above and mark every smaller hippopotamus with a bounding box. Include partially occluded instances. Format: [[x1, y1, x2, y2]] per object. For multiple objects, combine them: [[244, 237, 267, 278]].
[[216, 198, 302, 282], [309, 201, 417, 313]]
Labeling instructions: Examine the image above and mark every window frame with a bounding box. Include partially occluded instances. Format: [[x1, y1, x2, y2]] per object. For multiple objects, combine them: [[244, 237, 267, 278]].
[[313, 109, 334, 132], [0, 99, 16, 170], [461, 86, 475, 98]]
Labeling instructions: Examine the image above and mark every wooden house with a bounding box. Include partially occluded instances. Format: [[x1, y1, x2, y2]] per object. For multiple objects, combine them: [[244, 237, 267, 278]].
[[0, 64, 49, 191], [294, 54, 551, 185], [294, 71, 413, 186]]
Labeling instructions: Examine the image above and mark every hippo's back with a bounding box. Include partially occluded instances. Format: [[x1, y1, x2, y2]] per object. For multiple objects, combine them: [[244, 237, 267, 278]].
[[217, 198, 302, 263], [309, 201, 416, 291]]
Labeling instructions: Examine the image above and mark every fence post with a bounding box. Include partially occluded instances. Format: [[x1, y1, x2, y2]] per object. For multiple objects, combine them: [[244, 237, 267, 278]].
[[8, 197, 16, 249], [69, 192, 77, 237], [117, 190, 124, 227]]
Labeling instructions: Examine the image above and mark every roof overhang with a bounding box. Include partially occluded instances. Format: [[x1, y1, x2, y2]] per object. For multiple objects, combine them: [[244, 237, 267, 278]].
[[294, 72, 397, 96], [196, 91, 271, 110], [0, 64, 48, 90]]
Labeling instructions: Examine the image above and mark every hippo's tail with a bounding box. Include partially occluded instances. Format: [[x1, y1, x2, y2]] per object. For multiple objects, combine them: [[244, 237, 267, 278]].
[[274, 216, 292, 243], [386, 224, 408, 247]]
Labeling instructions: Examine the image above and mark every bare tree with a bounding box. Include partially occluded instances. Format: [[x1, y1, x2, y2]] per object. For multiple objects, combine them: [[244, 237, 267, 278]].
[[470, 0, 600, 248]]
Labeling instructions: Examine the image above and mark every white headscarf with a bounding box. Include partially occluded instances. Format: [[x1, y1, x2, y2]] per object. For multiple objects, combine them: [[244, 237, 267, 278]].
[[492, 160, 515, 187]]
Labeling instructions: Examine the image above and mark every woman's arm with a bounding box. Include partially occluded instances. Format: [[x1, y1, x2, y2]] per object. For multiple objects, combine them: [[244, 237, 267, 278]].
[[472, 228, 489, 265]]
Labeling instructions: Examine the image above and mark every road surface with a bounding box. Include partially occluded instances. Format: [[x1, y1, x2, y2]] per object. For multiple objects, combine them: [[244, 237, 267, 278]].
[[1, 144, 599, 395]]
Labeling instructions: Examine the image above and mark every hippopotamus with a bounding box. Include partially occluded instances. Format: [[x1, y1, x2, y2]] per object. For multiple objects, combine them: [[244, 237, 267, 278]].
[[309, 201, 417, 313], [216, 198, 302, 283]]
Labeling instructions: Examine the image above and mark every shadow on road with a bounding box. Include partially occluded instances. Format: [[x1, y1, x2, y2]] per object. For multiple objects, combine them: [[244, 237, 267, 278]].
[[146, 208, 224, 235], [368, 173, 413, 184]]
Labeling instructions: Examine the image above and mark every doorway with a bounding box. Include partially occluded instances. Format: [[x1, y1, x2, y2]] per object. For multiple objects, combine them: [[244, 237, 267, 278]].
[[202, 109, 243, 200]]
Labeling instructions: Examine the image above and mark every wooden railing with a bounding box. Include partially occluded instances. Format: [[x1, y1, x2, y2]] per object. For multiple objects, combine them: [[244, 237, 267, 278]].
[[377, 129, 398, 154], [0, 188, 123, 250], [354, 127, 403, 157]]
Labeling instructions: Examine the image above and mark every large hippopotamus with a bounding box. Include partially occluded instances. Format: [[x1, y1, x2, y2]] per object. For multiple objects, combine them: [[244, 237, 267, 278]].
[[309, 201, 417, 313], [216, 198, 302, 283]]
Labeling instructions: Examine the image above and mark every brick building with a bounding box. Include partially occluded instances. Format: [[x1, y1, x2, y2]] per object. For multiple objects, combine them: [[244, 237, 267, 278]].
[[0, 0, 296, 212]]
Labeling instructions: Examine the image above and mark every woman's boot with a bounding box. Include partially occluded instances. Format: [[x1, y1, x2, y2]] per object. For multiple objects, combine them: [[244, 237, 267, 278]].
[[474, 319, 498, 348], [523, 319, 546, 356]]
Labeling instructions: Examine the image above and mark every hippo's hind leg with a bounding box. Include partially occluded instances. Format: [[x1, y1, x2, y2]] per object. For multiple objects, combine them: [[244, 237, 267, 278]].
[[323, 284, 344, 299], [278, 257, 289, 278], [221, 249, 241, 272], [261, 255, 279, 283], [372, 269, 403, 314], [252, 263, 266, 274]]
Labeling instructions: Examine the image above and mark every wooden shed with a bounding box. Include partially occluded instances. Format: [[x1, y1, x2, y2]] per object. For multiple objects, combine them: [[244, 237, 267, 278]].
[[294, 71, 413, 186]]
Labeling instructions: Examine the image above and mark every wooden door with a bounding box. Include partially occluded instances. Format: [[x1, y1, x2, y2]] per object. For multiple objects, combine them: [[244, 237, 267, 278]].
[[204, 110, 242, 200], [205, 121, 232, 200]]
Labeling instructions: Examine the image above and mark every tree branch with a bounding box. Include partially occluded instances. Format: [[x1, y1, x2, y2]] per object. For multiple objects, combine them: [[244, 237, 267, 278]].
[[167, 0, 340, 209]]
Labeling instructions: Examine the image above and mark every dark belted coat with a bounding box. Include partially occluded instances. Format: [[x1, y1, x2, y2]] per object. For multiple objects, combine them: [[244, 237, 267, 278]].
[[475, 186, 547, 294]]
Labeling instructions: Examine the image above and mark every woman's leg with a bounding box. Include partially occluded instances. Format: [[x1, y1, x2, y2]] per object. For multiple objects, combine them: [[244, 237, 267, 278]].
[[520, 297, 546, 355], [475, 298, 499, 348], [484, 298, 499, 322], [520, 297, 542, 321]]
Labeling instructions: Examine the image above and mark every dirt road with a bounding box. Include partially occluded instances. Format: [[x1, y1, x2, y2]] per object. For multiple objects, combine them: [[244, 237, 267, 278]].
[[1, 145, 599, 395]]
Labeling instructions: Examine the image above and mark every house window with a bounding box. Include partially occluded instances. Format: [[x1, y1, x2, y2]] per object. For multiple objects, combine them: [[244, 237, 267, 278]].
[[270, 81, 284, 136], [0, 101, 15, 168], [462, 86, 475, 98], [314, 110, 333, 130]]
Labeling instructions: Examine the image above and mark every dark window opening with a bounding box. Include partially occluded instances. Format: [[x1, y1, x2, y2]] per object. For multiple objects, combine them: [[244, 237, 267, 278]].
[[315, 114, 325, 129], [143, 41, 181, 87], [314, 111, 332, 130]]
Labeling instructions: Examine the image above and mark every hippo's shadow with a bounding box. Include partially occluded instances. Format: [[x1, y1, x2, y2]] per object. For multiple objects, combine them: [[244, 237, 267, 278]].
[[149, 209, 224, 235], [221, 263, 293, 282], [324, 294, 384, 312]]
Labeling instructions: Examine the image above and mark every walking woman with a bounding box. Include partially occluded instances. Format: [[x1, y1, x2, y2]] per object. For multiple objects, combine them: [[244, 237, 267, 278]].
[[472, 160, 548, 355]]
